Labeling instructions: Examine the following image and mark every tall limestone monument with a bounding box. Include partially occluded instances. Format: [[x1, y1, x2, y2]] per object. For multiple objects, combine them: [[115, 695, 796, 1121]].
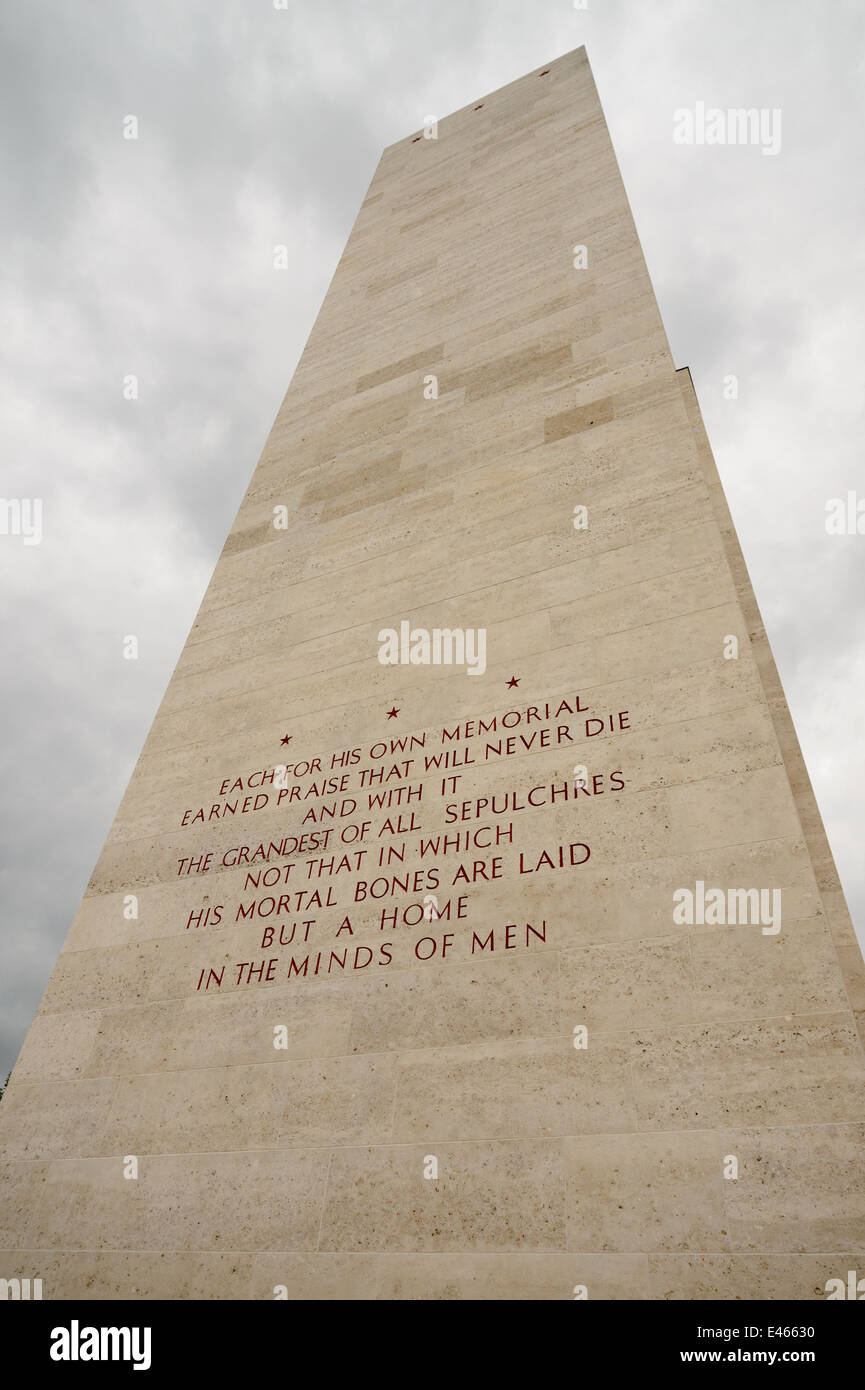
[[2, 47, 864, 1301]]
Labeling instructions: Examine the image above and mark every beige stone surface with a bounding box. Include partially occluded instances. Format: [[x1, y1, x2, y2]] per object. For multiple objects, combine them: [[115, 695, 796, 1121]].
[[1, 46, 863, 1300]]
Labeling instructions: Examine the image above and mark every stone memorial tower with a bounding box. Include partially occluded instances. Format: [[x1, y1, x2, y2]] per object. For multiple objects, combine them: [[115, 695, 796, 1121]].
[[2, 47, 864, 1301]]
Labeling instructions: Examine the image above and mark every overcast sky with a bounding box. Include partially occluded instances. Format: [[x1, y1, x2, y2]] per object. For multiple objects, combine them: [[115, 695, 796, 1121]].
[[1, 0, 863, 1080]]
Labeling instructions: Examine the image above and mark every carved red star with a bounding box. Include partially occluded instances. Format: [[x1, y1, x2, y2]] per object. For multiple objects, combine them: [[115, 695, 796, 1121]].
[[386, 706, 400, 719], [507, 676, 520, 688], [280, 735, 292, 745]]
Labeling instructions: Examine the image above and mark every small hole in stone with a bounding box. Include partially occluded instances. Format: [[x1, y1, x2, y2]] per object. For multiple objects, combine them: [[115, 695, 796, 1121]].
[[474, 103, 484, 110], [539, 69, 550, 76], [412, 136, 421, 142]]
